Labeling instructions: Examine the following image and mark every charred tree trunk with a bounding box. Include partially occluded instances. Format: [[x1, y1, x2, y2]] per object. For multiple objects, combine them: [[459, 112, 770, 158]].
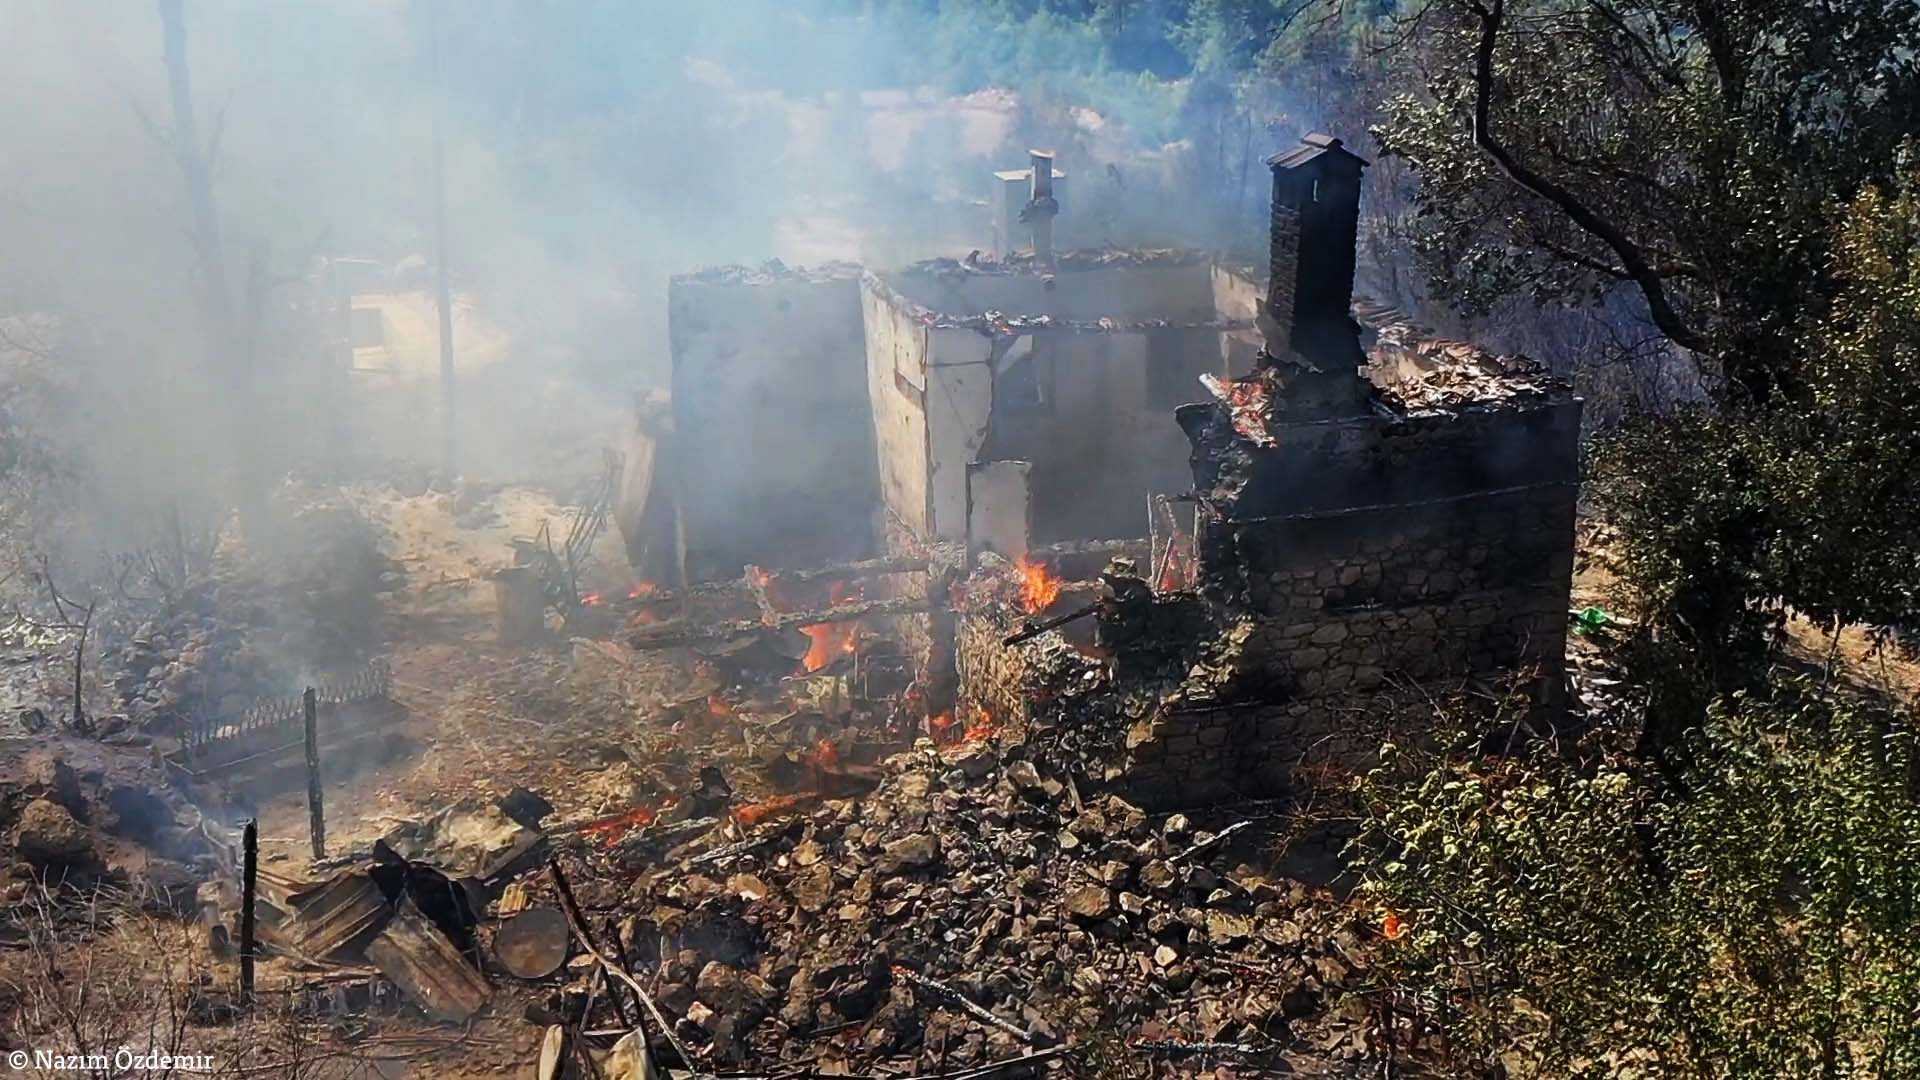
[[159, 0, 236, 379], [158, 0, 261, 505]]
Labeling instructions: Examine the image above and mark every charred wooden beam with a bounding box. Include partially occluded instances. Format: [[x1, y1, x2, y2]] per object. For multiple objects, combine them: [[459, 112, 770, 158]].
[[1031, 538, 1150, 557], [240, 819, 258, 1005], [628, 595, 935, 650], [624, 553, 934, 611], [1001, 600, 1101, 646], [777, 553, 931, 584]]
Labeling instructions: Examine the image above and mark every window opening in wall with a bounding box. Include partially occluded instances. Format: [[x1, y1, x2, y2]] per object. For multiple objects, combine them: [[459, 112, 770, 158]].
[[349, 305, 384, 349], [1147, 328, 1203, 408], [998, 334, 1055, 415]]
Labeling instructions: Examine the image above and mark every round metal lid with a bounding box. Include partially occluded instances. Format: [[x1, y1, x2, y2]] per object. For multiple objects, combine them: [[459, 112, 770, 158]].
[[493, 907, 570, 980]]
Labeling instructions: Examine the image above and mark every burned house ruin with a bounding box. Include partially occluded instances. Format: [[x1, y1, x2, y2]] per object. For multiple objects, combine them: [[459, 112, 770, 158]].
[[642, 133, 1581, 806]]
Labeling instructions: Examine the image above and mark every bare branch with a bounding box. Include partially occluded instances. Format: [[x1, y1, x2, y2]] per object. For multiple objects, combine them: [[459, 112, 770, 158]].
[[1466, 0, 1711, 355]]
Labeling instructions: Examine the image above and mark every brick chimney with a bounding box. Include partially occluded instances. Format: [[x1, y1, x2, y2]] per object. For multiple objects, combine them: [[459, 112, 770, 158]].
[[1261, 133, 1371, 415]]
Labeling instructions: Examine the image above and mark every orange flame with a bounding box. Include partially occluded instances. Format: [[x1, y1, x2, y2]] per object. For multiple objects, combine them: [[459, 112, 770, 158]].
[[928, 710, 956, 743], [1016, 557, 1062, 614], [708, 694, 736, 718], [801, 624, 856, 672], [799, 582, 862, 672], [963, 704, 996, 743], [1382, 911, 1407, 940], [628, 581, 659, 600], [580, 592, 604, 606]]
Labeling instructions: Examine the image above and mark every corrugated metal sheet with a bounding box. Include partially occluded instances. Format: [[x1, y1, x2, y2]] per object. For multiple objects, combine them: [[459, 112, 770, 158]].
[[288, 869, 392, 962], [364, 898, 491, 1023]]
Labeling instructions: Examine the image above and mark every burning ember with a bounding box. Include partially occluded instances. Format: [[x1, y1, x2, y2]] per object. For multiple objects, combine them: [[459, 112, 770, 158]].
[[799, 582, 862, 672], [1015, 556, 1063, 614], [1200, 371, 1278, 447], [579, 592, 605, 606], [709, 693, 736, 718], [731, 793, 811, 826], [577, 799, 675, 847], [628, 581, 659, 600], [804, 737, 840, 772], [929, 705, 996, 747], [964, 703, 996, 742]]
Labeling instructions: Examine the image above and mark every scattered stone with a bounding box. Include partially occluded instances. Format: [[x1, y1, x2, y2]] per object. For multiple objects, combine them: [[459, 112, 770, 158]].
[[1003, 760, 1043, 793], [13, 798, 91, 864], [946, 741, 998, 779], [696, 961, 773, 1015], [877, 834, 939, 873], [1063, 885, 1113, 920], [1206, 911, 1253, 944], [25, 753, 85, 816], [1139, 860, 1176, 891], [727, 874, 770, 901]]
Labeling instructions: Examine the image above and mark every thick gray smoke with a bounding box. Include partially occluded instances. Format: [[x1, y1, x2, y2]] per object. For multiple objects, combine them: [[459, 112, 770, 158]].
[[0, 2, 1280, 507]]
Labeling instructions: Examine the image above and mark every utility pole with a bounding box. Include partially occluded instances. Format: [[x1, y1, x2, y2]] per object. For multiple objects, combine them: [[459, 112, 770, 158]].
[[427, 0, 457, 478]]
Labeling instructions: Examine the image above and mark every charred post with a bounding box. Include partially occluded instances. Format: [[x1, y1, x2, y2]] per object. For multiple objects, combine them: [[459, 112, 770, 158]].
[[240, 818, 257, 1005], [303, 686, 326, 860]]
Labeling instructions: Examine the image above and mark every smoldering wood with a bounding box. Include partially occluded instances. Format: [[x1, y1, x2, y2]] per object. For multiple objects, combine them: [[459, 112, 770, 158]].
[[303, 687, 326, 860], [1029, 538, 1150, 558], [623, 553, 934, 612], [774, 553, 931, 584], [70, 599, 95, 733], [628, 595, 935, 650]]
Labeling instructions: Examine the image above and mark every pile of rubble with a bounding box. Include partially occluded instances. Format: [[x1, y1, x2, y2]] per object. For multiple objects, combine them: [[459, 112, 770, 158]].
[[522, 737, 1381, 1074], [2, 743, 221, 903]]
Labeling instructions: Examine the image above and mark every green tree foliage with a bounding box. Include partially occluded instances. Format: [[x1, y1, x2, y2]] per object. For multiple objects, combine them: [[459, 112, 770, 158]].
[[1590, 164, 1920, 695], [1351, 680, 1920, 1077], [1766, 162, 1920, 634], [1371, 0, 1920, 404]]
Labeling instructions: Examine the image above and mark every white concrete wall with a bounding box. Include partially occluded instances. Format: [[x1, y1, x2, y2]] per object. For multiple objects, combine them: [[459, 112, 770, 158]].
[[669, 272, 877, 577], [862, 281, 933, 539], [1211, 263, 1266, 377], [867, 260, 1243, 547], [925, 327, 995, 542]]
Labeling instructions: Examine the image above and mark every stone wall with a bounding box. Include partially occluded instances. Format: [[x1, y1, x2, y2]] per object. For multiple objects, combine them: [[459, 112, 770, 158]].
[[1191, 399, 1584, 519], [957, 607, 1042, 729], [1116, 399, 1581, 808], [1121, 677, 1503, 806]]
